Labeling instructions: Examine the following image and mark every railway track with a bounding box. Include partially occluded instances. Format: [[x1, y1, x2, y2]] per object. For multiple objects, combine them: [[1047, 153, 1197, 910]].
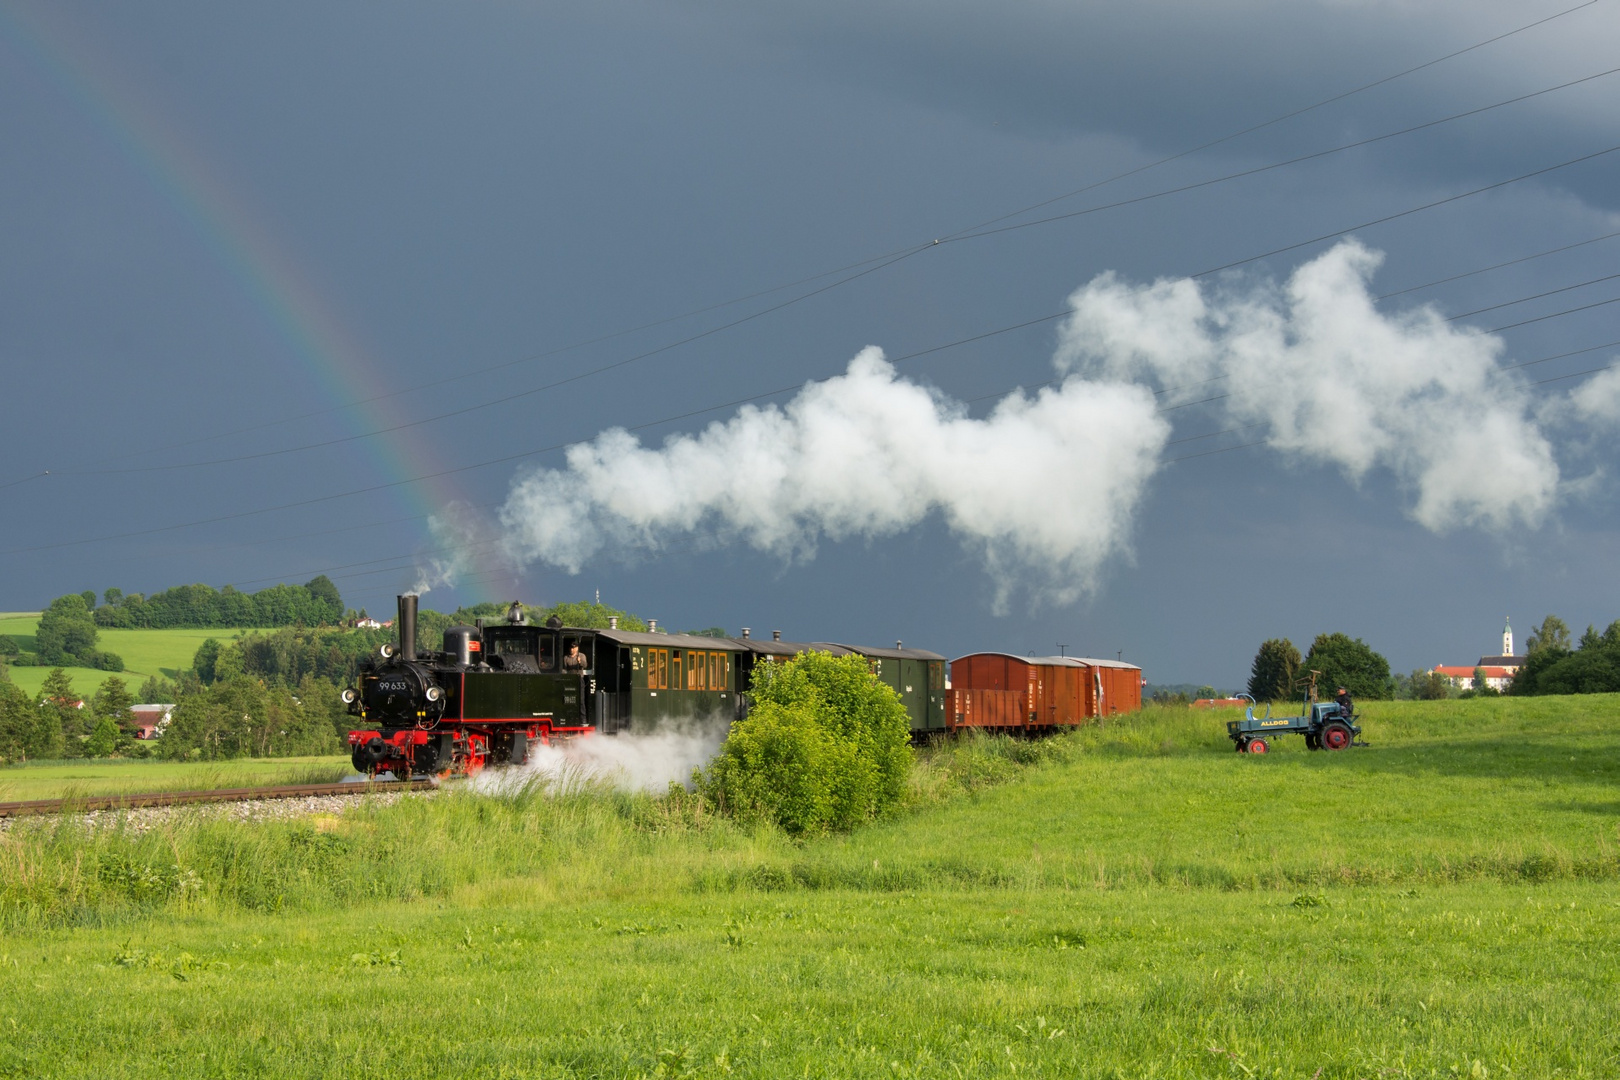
[[0, 777, 437, 818]]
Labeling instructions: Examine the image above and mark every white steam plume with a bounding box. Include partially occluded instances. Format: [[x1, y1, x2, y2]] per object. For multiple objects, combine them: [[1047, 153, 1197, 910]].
[[1568, 364, 1620, 426], [471, 720, 730, 795], [499, 349, 1169, 609], [1056, 240, 1560, 531], [493, 241, 1573, 606]]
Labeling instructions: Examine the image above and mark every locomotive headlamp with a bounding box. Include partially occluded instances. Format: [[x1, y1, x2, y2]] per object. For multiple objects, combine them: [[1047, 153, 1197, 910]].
[[340, 688, 358, 705], [379, 644, 397, 659], [425, 686, 443, 703]]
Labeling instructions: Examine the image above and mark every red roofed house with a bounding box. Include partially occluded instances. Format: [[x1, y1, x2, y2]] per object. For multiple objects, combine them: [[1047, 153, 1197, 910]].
[[1432, 619, 1522, 692]]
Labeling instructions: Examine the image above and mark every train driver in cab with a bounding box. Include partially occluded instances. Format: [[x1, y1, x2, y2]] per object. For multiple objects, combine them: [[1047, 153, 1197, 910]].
[[562, 639, 589, 675]]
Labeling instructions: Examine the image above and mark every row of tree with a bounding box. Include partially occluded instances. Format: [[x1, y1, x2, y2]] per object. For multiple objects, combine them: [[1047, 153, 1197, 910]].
[[1507, 615, 1620, 695], [86, 577, 345, 629], [1246, 633, 1392, 702], [1244, 614, 1620, 702]]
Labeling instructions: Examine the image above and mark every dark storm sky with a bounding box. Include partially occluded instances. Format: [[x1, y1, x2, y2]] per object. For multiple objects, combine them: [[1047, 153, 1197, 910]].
[[2, 0, 1617, 685]]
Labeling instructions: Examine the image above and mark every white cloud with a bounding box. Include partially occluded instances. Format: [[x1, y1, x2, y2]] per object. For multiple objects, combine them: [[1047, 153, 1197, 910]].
[[1056, 240, 1561, 532], [1568, 364, 1620, 425], [498, 348, 1168, 610]]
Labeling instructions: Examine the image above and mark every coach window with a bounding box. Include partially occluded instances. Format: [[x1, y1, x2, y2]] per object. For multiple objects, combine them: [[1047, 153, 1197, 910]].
[[647, 648, 667, 690], [708, 652, 721, 691], [671, 651, 683, 690]]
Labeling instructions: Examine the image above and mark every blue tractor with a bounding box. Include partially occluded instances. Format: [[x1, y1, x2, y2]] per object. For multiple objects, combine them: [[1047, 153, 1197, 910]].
[[1226, 690, 1363, 754]]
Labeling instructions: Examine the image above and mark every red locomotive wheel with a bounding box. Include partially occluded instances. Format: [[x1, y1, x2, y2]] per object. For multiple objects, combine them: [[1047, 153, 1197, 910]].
[[1245, 737, 1269, 754], [1321, 722, 1352, 751]]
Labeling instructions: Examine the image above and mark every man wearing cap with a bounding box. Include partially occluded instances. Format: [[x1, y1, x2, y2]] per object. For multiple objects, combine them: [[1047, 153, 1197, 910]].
[[1334, 686, 1353, 720]]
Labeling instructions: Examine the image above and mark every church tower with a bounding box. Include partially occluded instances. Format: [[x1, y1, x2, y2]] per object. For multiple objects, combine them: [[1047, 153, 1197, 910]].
[[1503, 618, 1513, 658]]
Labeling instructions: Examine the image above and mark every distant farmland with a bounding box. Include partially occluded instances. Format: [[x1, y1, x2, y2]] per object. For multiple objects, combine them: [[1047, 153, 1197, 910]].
[[0, 613, 222, 698]]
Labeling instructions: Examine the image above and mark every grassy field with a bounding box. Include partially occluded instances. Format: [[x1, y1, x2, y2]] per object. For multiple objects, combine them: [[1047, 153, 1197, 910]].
[[0, 756, 352, 802], [0, 695, 1615, 1078], [0, 614, 223, 698]]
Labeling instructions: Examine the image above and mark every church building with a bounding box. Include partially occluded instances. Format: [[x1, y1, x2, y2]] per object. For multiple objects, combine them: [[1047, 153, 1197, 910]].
[[1432, 619, 1521, 692]]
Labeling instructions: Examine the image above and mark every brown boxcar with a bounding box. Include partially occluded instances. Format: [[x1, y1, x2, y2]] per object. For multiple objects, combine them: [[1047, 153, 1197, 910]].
[[948, 653, 1143, 730]]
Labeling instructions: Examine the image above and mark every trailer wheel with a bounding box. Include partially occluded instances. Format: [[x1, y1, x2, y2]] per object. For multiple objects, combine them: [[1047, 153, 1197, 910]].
[[1234, 738, 1249, 753], [1306, 734, 1321, 751], [1245, 737, 1269, 754], [1321, 722, 1352, 751]]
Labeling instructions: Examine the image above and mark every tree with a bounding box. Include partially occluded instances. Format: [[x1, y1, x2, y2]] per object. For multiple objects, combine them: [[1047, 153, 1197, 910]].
[[1526, 615, 1571, 655], [36, 667, 82, 756], [704, 651, 911, 832], [1470, 666, 1497, 696], [0, 676, 59, 762], [86, 715, 119, 757], [1302, 633, 1391, 700], [1246, 638, 1301, 702], [1411, 670, 1450, 700], [35, 594, 99, 666], [1194, 684, 1216, 700], [304, 575, 343, 618], [137, 674, 181, 704], [79, 590, 97, 611], [92, 676, 135, 734], [193, 638, 222, 684], [1578, 624, 1602, 651]]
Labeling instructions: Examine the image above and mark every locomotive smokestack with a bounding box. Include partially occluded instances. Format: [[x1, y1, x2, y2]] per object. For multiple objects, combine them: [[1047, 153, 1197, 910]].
[[398, 594, 418, 660]]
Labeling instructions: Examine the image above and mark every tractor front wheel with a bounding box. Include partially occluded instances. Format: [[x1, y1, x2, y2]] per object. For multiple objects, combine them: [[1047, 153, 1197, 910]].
[[1245, 737, 1269, 754], [1321, 721, 1353, 751]]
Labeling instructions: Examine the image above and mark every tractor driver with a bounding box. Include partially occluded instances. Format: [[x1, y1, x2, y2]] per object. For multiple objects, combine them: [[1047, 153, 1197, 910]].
[[1335, 686, 1353, 719], [562, 640, 589, 675]]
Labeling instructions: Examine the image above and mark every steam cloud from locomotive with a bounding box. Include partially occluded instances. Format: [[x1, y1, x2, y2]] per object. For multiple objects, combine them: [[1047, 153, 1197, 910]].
[[471, 719, 728, 794], [499, 349, 1170, 610], [493, 241, 1576, 604]]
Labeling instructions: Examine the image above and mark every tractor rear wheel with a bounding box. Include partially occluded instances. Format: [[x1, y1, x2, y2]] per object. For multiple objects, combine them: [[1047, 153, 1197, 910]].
[[1245, 737, 1269, 754], [1321, 721, 1353, 751]]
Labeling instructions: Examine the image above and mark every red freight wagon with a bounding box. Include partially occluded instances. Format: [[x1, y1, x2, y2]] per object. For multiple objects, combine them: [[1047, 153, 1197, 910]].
[[948, 653, 1142, 731]]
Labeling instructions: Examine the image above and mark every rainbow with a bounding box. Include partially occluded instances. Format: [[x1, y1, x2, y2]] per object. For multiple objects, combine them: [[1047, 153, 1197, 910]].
[[1, 5, 505, 604]]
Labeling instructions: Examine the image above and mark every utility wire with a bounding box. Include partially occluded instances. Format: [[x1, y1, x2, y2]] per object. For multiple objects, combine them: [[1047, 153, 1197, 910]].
[[1377, 229, 1620, 298], [13, 133, 1620, 552], [943, 65, 1620, 246], [19, 25, 1611, 484], [66, 65, 1620, 478]]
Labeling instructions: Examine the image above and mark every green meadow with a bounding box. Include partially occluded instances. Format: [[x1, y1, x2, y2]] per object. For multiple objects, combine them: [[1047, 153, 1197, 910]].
[[0, 757, 351, 803], [0, 696, 1616, 1078], [0, 614, 220, 698]]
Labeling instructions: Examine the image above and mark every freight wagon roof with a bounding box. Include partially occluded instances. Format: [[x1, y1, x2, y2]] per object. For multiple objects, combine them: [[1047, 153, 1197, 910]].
[[822, 642, 947, 662], [594, 629, 746, 651], [953, 651, 1141, 671]]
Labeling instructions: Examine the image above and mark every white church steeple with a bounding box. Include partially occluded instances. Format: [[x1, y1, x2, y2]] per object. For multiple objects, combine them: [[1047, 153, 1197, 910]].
[[1503, 618, 1513, 658]]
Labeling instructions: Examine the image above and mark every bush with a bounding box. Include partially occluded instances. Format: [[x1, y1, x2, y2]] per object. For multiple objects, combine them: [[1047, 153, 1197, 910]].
[[703, 652, 911, 833]]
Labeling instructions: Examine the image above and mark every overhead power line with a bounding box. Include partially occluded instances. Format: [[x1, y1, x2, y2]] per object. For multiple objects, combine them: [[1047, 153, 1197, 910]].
[[55, 65, 1620, 481], [15, 0, 1602, 487]]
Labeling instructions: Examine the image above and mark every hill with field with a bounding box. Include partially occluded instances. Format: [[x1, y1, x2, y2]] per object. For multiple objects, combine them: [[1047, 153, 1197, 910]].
[[0, 694, 1615, 1077], [0, 613, 221, 699]]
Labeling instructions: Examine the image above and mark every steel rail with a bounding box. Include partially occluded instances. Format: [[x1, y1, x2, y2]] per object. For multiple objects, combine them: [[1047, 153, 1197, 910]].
[[0, 778, 436, 818]]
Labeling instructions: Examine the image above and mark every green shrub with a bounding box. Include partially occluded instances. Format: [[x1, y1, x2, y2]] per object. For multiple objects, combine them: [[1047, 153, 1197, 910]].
[[703, 652, 911, 833]]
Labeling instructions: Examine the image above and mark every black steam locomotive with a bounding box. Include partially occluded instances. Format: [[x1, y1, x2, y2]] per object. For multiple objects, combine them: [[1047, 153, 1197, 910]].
[[344, 594, 946, 778]]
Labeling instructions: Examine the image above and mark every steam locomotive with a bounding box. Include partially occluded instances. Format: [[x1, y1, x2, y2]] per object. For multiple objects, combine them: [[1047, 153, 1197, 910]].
[[344, 594, 948, 778]]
